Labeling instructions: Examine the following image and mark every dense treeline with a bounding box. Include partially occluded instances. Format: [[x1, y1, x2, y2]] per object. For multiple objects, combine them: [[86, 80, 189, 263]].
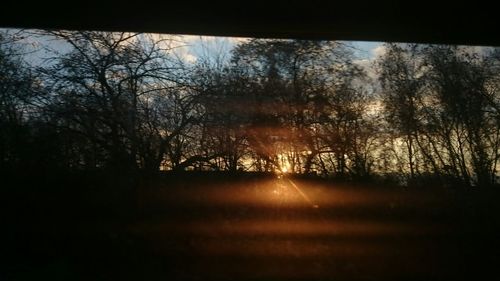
[[1, 30, 500, 187]]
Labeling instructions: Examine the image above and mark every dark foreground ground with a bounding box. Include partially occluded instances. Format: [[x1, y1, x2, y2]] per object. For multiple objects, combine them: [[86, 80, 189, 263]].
[[2, 172, 500, 280]]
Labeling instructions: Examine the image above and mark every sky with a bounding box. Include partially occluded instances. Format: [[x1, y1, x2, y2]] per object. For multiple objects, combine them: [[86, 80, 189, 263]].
[[0, 28, 383, 67], [173, 37, 384, 65], [350, 41, 383, 59]]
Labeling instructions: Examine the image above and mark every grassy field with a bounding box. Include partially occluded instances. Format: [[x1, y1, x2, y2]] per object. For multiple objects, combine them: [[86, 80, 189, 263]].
[[2, 172, 499, 280]]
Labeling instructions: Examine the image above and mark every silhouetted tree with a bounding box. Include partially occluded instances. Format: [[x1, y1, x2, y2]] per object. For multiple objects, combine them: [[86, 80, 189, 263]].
[[231, 39, 369, 176], [38, 31, 188, 172], [0, 31, 43, 173], [422, 45, 498, 186], [2, 28, 499, 186]]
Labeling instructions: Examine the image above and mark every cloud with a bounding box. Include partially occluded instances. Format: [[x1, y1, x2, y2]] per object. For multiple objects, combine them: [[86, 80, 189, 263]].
[[351, 43, 385, 81], [163, 35, 248, 64], [182, 35, 248, 45], [458, 45, 492, 57], [353, 58, 377, 81], [182, 53, 197, 63], [226, 37, 249, 44], [371, 44, 387, 59]]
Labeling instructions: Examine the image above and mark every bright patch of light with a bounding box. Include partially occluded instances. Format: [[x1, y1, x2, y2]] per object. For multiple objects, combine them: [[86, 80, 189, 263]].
[[277, 153, 292, 174]]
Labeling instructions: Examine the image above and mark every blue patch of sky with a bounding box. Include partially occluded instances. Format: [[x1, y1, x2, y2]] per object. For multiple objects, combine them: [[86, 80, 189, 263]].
[[184, 38, 383, 62], [349, 41, 383, 59], [2, 27, 384, 65]]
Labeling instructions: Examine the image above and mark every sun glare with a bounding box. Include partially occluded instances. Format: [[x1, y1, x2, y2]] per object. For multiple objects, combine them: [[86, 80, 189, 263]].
[[276, 153, 292, 175]]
